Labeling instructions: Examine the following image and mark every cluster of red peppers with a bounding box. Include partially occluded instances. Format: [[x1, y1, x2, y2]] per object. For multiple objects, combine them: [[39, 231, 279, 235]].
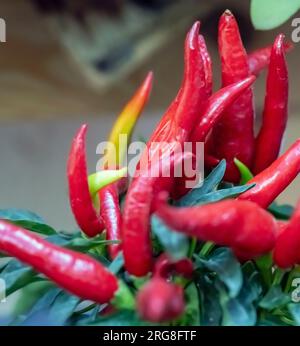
[[0, 10, 300, 323]]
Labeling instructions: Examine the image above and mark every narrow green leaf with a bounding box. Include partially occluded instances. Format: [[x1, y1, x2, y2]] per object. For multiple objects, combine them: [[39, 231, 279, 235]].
[[151, 215, 189, 260], [0, 208, 56, 235], [234, 158, 253, 185], [259, 285, 291, 310], [187, 184, 255, 206], [48, 291, 81, 325], [251, 0, 300, 30], [108, 252, 124, 274], [177, 160, 226, 207]]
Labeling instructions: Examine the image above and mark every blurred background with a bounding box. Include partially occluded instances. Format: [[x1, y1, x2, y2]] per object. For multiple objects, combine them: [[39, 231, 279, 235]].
[[0, 0, 299, 231]]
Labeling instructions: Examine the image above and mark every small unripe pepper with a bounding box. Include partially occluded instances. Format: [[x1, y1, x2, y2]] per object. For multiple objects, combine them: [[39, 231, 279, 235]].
[[154, 193, 277, 259], [137, 278, 185, 323], [274, 202, 300, 268], [0, 220, 118, 303]]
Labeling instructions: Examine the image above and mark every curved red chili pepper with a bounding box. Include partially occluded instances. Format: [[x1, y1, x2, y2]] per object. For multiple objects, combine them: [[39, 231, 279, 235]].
[[154, 192, 277, 259], [67, 124, 104, 237], [99, 183, 122, 259], [137, 277, 185, 323], [274, 202, 300, 268], [190, 76, 256, 143], [153, 253, 193, 279], [248, 41, 293, 76], [210, 10, 255, 183], [122, 22, 205, 277], [253, 35, 289, 174], [238, 139, 300, 208], [0, 220, 118, 303]]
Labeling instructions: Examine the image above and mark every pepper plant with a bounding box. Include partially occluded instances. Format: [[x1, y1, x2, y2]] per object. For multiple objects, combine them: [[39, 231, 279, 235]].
[[1, 10, 300, 326]]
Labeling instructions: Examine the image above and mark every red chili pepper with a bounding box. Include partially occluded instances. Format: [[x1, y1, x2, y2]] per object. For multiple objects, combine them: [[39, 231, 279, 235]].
[[99, 184, 122, 259], [190, 76, 256, 143], [274, 202, 300, 268], [122, 22, 205, 277], [253, 35, 289, 174], [198, 34, 213, 99], [137, 278, 185, 323], [248, 41, 293, 76], [154, 192, 277, 259], [210, 10, 255, 183], [153, 253, 193, 279], [67, 125, 105, 237], [173, 75, 256, 198], [238, 139, 300, 208], [0, 220, 118, 303]]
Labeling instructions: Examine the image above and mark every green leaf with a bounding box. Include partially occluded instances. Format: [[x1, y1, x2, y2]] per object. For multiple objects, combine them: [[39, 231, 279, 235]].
[[195, 248, 243, 298], [84, 310, 156, 326], [177, 160, 226, 207], [0, 260, 38, 296], [186, 184, 255, 206], [268, 202, 294, 220], [0, 208, 56, 235], [47, 291, 81, 325], [259, 285, 291, 310], [251, 0, 300, 30], [179, 283, 200, 326], [197, 275, 222, 326], [234, 158, 253, 185], [108, 252, 124, 274], [288, 303, 300, 325], [151, 215, 189, 260]]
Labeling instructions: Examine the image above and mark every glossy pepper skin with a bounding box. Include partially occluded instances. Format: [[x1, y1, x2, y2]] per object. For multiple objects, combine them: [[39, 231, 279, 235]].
[[99, 184, 122, 259], [122, 22, 206, 277], [253, 35, 289, 174], [137, 278, 185, 323], [210, 10, 255, 183], [274, 202, 300, 268], [198, 34, 213, 99], [100, 73, 153, 258], [68, 125, 105, 237], [154, 193, 277, 259], [190, 76, 256, 143], [238, 139, 300, 208], [248, 41, 293, 76], [0, 220, 118, 303], [174, 75, 256, 198]]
